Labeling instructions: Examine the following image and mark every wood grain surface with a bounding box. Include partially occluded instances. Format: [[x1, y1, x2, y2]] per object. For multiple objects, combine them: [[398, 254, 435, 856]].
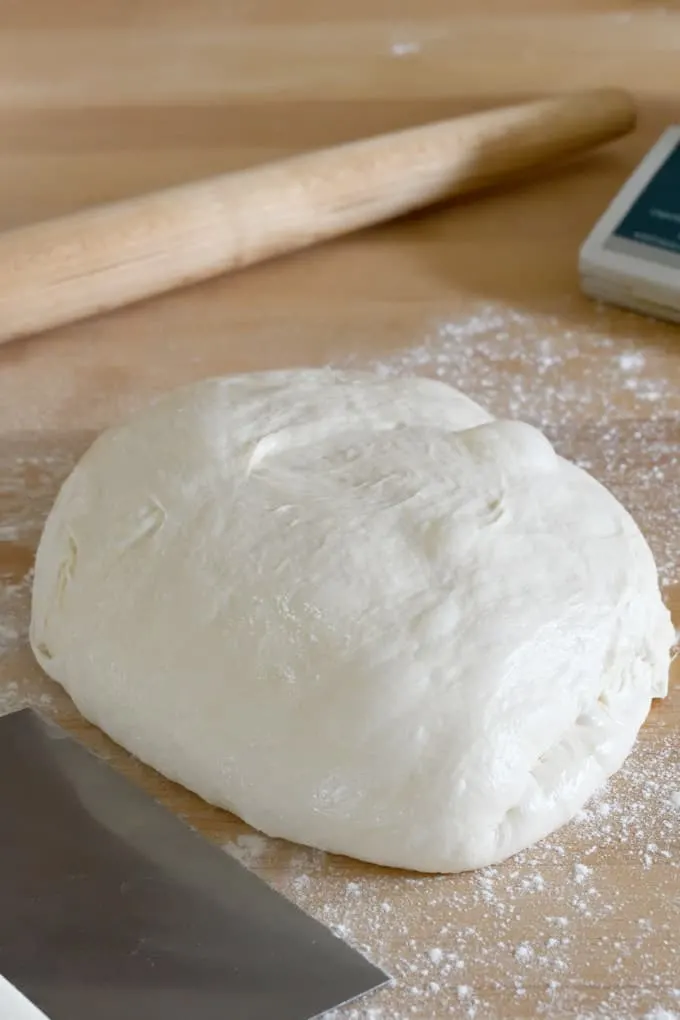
[[0, 3, 678, 1019]]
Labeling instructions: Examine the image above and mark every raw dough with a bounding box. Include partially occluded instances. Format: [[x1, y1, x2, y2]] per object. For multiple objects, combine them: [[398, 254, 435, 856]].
[[30, 369, 674, 872]]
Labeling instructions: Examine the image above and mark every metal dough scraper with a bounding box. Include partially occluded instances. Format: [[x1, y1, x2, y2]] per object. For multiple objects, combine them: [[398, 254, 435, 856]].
[[0, 709, 388, 1020]]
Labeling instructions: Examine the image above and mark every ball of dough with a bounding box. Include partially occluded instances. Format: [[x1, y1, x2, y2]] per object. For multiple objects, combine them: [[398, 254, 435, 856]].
[[30, 369, 673, 872]]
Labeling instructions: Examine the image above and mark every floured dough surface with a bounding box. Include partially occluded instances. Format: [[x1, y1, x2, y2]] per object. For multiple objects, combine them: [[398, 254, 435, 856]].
[[29, 369, 673, 872]]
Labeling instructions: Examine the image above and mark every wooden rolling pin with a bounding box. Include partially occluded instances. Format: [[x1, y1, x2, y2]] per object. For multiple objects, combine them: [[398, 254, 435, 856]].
[[0, 88, 634, 345]]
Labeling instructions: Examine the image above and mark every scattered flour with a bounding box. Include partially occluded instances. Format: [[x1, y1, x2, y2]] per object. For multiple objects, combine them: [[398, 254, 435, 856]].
[[215, 730, 680, 1020], [643, 1008, 680, 1020], [390, 40, 420, 56], [573, 862, 592, 885], [223, 832, 271, 867], [514, 943, 534, 964]]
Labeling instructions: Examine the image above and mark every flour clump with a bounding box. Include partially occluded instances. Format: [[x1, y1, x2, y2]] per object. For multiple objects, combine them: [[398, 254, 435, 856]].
[[30, 369, 674, 872]]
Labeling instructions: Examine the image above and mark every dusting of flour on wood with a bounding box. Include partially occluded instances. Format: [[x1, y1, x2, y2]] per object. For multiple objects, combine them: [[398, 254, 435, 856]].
[[1, 298, 678, 1020], [222, 730, 680, 1020]]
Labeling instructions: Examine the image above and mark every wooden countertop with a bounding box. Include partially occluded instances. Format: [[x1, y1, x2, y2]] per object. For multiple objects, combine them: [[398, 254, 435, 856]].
[[0, 3, 678, 1018]]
